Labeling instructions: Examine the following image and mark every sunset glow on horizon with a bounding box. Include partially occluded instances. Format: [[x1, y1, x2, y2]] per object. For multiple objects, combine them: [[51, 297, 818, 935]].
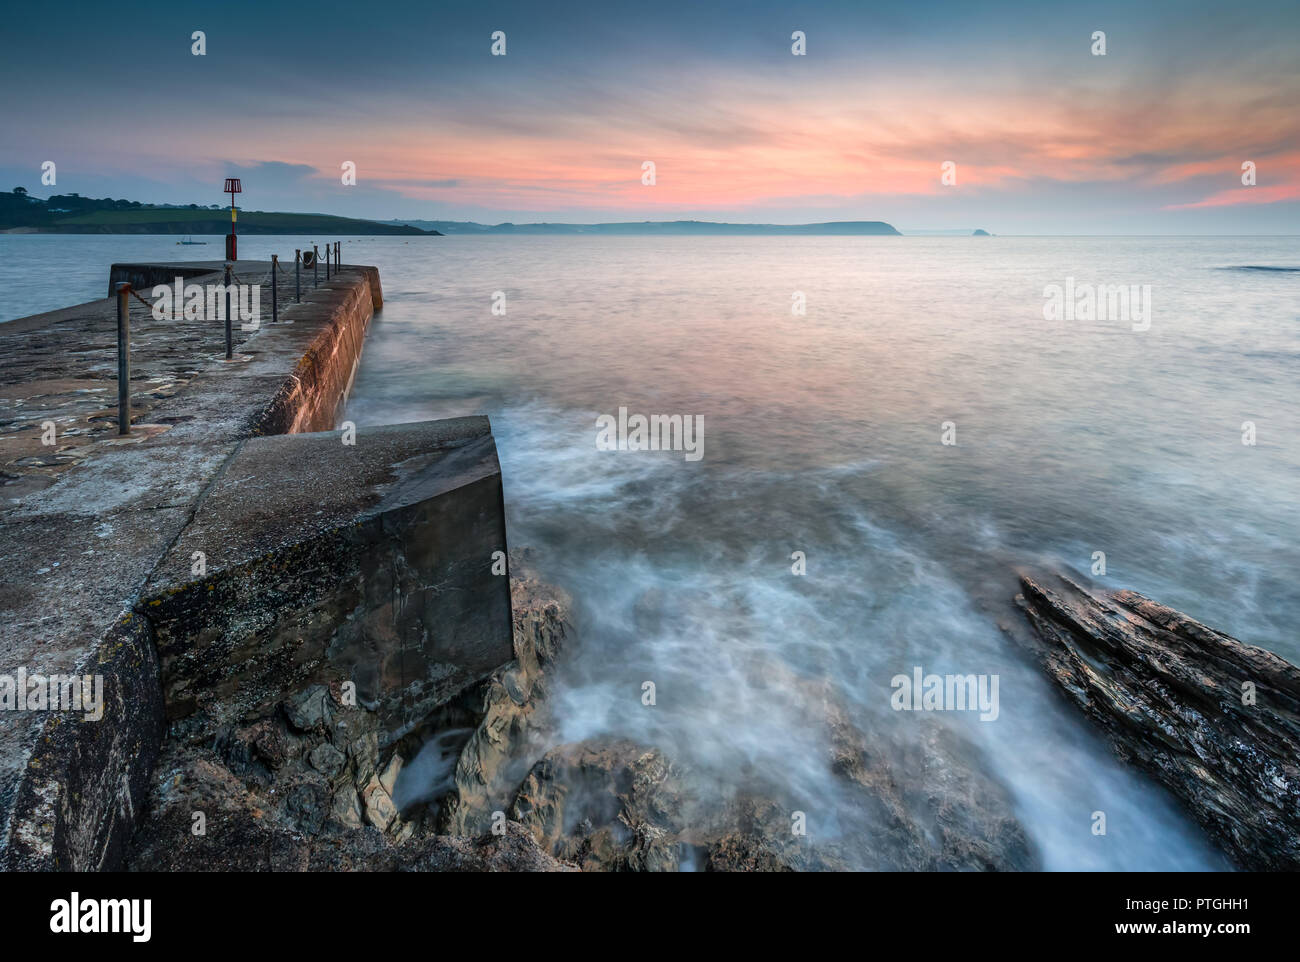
[[3, 0, 1298, 232]]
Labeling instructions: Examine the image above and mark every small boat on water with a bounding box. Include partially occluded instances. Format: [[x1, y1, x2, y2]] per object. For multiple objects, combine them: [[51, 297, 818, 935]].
[[177, 236, 207, 245]]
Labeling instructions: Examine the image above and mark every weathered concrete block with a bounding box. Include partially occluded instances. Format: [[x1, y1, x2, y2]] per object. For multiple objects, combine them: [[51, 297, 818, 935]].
[[0, 496, 187, 872], [1, 615, 163, 871], [141, 417, 513, 746]]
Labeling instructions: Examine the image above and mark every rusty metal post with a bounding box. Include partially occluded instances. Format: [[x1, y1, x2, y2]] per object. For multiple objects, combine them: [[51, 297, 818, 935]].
[[224, 264, 233, 360], [271, 254, 279, 323], [325, 241, 331, 280], [313, 245, 319, 287], [295, 249, 301, 302], [116, 282, 131, 435]]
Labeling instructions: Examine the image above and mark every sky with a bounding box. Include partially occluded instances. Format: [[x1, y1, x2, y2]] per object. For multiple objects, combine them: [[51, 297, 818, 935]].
[[1, 0, 1298, 233]]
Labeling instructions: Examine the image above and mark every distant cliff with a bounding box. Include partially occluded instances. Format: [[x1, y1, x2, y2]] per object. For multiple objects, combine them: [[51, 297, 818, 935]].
[[390, 219, 901, 236], [0, 191, 437, 235]]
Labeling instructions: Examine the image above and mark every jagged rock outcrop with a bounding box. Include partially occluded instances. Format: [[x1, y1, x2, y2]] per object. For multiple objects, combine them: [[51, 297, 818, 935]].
[[137, 541, 1037, 874], [503, 702, 1037, 872], [1014, 571, 1300, 870], [397, 821, 577, 871], [510, 740, 690, 871], [444, 576, 1038, 872], [825, 701, 1035, 871], [439, 552, 570, 834], [125, 679, 574, 871], [695, 687, 1034, 871], [128, 682, 414, 868]]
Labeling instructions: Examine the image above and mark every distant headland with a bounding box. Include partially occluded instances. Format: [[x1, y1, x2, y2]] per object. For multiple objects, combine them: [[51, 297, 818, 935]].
[[2, 190, 995, 238], [388, 219, 902, 236], [0, 189, 437, 235]]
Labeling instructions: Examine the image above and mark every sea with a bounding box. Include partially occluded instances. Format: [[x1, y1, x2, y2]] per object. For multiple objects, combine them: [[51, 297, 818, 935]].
[[5, 232, 1297, 870]]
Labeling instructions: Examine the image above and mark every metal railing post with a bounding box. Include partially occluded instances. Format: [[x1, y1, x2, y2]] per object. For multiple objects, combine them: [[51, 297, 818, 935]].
[[295, 249, 301, 302], [271, 254, 279, 323], [325, 241, 331, 280], [116, 282, 131, 435], [313, 245, 319, 287], [224, 264, 233, 360]]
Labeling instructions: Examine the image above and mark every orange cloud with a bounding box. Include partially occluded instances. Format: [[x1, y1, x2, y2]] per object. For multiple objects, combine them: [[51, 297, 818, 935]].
[[146, 66, 1300, 216], [1165, 182, 1300, 210]]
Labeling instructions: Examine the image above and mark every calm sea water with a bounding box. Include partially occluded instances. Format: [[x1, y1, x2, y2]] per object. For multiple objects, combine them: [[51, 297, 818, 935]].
[[6, 233, 1297, 870]]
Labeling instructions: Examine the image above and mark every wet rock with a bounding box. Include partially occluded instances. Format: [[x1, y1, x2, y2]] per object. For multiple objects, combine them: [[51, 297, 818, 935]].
[[502, 667, 527, 706], [330, 786, 364, 829], [398, 821, 577, 872], [511, 739, 687, 872], [285, 685, 332, 732], [690, 706, 1036, 873], [705, 839, 795, 871], [125, 743, 572, 872], [825, 701, 1036, 871], [129, 687, 397, 867], [504, 736, 846, 872], [218, 721, 283, 786], [309, 743, 346, 779], [284, 781, 330, 835], [362, 775, 398, 832], [704, 795, 834, 872], [692, 662, 1037, 872], [253, 723, 291, 770], [379, 754, 403, 796], [440, 557, 571, 835], [907, 725, 1036, 871], [1014, 571, 1300, 871], [125, 752, 277, 872], [346, 730, 380, 787], [460, 578, 1037, 873], [127, 547, 1039, 873]]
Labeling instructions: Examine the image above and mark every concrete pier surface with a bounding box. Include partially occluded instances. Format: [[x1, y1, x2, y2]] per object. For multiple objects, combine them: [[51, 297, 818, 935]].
[[0, 258, 512, 870]]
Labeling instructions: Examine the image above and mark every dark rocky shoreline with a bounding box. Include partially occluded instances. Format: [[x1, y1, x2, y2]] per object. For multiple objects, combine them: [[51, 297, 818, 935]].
[[126, 550, 1040, 871], [123, 553, 1299, 872], [1012, 571, 1300, 871]]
